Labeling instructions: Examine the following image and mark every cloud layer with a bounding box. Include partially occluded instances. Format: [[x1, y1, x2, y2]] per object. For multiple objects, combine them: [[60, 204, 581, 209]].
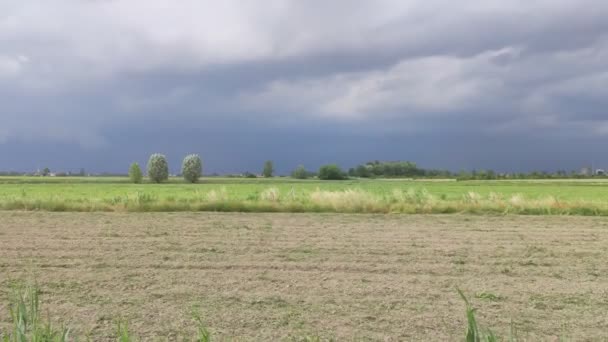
[[1, 0, 608, 172]]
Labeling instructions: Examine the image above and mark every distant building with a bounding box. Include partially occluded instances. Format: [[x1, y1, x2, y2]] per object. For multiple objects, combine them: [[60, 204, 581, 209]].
[[580, 167, 592, 176], [596, 169, 605, 176]]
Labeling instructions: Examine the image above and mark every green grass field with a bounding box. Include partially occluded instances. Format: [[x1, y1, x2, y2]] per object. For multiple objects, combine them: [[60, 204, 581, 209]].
[[1, 176, 608, 214]]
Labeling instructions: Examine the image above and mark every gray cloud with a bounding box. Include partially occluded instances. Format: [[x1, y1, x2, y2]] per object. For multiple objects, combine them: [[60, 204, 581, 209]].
[[1, 0, 608, 171]]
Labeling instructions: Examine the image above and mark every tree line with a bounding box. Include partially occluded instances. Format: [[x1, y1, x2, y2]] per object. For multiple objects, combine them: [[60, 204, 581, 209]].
[[346, 161, 607, 180], [103, 155, 608, 183], [13, 155, 603, 182], [126, 154, 353, 183]]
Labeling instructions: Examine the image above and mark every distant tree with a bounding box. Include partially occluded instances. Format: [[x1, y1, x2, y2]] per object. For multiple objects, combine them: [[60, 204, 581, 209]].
[[243, 171, 257, 178], [318, 164, 347, 180], [147, 154, 169, 183], [355, 165, 372, 178], [129, 162, 143, 184], [262, 160, 274, 178], [42, 168, 50, 176], [350, 161, 421, 178], [456, 170, 472, 180], [181, 154, 203, 183], [79, 168, 86, 177], [291, 165, 308, 179]]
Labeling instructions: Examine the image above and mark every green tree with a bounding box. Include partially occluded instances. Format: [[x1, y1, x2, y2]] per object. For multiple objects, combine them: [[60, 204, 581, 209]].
[[42, 168, 50, 176], [355, 165, 371, 178], [291, 165, 308, 179], [128, 162, 143, 184], [243, 171, 257, 178], [147, 154, 169, 183], [318, 164, 347, 180], [182, 154, 203, 183], [262, 160, 274, 178]]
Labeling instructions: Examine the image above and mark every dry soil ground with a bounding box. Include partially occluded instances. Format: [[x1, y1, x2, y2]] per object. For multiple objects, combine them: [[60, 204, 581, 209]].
[[1, 212, 608, 340]]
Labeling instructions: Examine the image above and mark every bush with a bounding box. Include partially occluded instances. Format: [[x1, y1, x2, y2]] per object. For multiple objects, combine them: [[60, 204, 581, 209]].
[[181, 154, 202, 183], [147, 154, 169, 183], [129, 162, 143, 184], [318, 164, 347, 180], [291, 165, 309, 179]]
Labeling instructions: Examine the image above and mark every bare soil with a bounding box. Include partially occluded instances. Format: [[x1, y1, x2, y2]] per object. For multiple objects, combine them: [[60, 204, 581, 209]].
[[1, 212, 608, 340]]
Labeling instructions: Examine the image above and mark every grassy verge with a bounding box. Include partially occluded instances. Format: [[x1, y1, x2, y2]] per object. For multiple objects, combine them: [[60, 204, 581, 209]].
[[1, 187, 608, 215]]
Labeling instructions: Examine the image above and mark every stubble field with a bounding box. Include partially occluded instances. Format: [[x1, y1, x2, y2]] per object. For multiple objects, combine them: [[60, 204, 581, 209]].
[[1, 212, 608, 340]]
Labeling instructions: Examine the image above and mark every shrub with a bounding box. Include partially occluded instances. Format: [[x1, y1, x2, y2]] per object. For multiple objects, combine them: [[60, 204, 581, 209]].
[[147, 154, 169, 183], [181, 154, 203, 183], [263, 160, 274, 178], [291, 165, 308, 179], [128, 162, 143, 184], [318, 164, 347, 180]]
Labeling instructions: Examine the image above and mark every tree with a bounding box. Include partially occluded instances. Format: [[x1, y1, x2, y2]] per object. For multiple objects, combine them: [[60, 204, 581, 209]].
[[355, 165, 371, 178], [263, 160, 274, 178], [182, 154, 203, 183], [147, 154, 169, 183], [128, 162, 143, 184], [243, 171, 257, 178], [291, 165, 308, 179], [42, 168, 51, 177], [318, 164, 347, 180]]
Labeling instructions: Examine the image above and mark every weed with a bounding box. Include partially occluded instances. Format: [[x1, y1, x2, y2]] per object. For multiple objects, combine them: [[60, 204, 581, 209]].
[[458, 288, 521, 342], [475, 292, 504, 302], [116, 320, 132, 342], [1, 284, 70, 342]]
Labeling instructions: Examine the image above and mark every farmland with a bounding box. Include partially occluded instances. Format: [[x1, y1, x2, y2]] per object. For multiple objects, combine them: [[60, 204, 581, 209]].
[[2, 212, 608, 340], [1, 177, 608, 215], [2, 177, 608, 339]]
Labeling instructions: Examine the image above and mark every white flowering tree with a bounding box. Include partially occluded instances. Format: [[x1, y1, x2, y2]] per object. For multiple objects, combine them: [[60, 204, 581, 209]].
[[147, 154, 169, 183], [182, 154, 202, 183]]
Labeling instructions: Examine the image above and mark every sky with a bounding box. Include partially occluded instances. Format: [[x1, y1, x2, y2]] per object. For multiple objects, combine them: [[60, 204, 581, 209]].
[[1, 0, 608, 174]]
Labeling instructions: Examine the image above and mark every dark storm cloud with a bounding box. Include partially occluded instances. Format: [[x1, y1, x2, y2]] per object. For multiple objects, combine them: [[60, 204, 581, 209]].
[[1, 0, 608, 172]]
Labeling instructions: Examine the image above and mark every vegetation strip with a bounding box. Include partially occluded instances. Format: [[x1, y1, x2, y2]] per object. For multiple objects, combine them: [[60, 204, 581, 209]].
[[1, 181, 608, 215]]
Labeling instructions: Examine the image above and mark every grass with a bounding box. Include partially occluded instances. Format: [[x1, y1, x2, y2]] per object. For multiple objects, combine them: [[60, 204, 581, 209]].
[[459, 289, 510, 342], [1, 284, 69, 342], [0, 177, 608, 214]]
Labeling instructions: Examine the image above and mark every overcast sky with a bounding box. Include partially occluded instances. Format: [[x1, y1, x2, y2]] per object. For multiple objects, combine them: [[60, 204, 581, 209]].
[[1, 0, 608, 174]]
